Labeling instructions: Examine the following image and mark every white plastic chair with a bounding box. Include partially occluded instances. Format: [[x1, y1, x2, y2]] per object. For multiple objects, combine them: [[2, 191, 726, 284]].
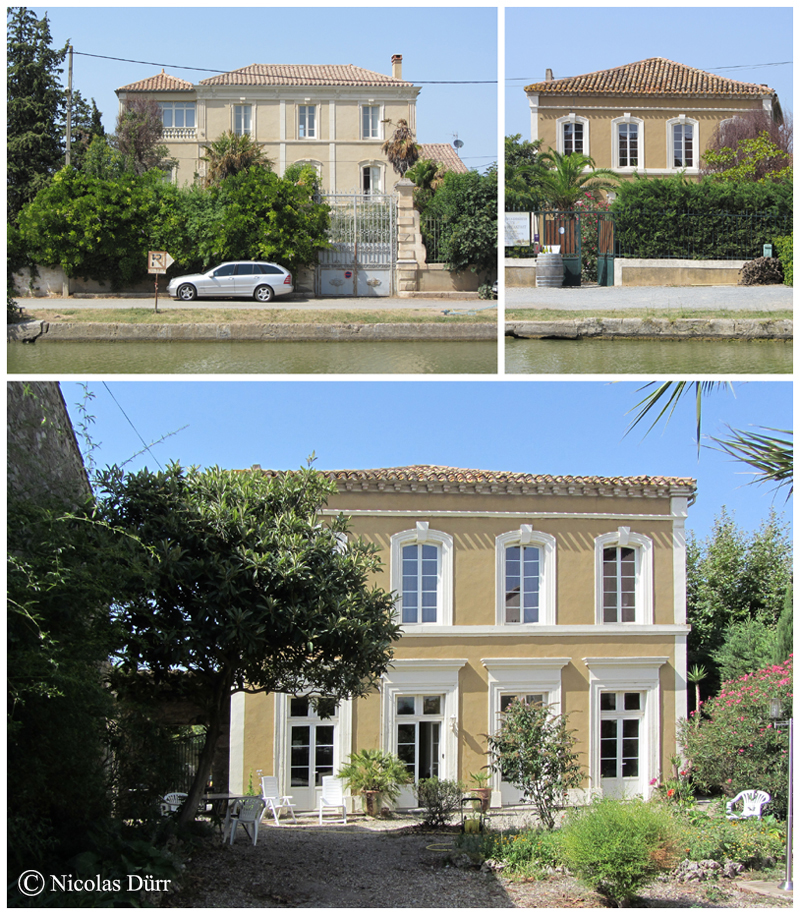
[[160, 792, 187, 815], [726, 789, 771, 820], [229, 796, 266, 845], [261, 776, 297, 826], [318, 776, 347, 825]]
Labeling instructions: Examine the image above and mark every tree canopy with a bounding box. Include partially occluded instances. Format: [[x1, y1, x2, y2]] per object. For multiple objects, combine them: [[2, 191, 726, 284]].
[[111, 96, 176, 176], [200, 130, 273, 187], [97, 462, 401, 826]]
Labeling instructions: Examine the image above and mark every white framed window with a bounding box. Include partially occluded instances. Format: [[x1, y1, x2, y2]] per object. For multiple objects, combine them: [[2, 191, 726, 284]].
[[594, 528, 653, 625], [666, 116, 699, 171], [298, 104, 317, 139], [391, 523, 453, 627], [361, 105, 381, 140], [583, 657, 668, 800], [234, 104, 252, 137], [395, 694, 443, 781], [158, 101, 196, 132], [556, 114, 589, 157], [495, 527, 557, 625], [361, 163, 382, 194], [612, 115, 644, 170]]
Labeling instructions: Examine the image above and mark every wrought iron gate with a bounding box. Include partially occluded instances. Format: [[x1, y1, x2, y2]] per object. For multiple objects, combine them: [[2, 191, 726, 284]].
[[317, 191, 397, 296], [534, 210, 616, 287]]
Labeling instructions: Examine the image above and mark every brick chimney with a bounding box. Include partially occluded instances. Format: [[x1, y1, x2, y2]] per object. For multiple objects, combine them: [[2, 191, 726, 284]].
[[392, 54, 402, 80], [545, 68, 553, 81]]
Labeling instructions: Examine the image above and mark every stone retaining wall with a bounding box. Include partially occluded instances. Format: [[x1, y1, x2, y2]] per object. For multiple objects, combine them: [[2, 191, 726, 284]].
[[506, 318, 792, 339], [505, 257, 749, 287]]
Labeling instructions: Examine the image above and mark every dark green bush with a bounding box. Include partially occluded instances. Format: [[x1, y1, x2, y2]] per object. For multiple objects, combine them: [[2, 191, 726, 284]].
[[415, 777, 465, 827], [738, 257, 784, 286], [560, 799, 679, 905], [773, 235, 793, 285]]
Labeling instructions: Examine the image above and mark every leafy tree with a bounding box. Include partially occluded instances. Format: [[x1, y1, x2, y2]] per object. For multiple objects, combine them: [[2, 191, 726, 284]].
[[679, 658, 792, 817], [504, 133, 543, 210], [65, 90, 105, 172], [703, 132, 792, 184], [533, 149, 620, 210], [422, 166, 498, 274], [702, 107, 792, 183], [200, 130, 273, 187], [686, 508, 792, 688], [773, 584, 793, 665], [487, 698, 583, 829], [382, 118, 420, 177], [7, 7, 68, 220], [96, 462, 401, 829], [112, 96, 175, 176], [712, 618, 777, 682]]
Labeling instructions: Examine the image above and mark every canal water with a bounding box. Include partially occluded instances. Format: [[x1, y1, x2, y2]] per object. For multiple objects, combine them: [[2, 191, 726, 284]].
[[8, 339, 498, 375], [505, 337, 792, 375]]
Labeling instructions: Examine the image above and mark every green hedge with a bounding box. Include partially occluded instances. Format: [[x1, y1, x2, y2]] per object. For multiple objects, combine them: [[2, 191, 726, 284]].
[[610, 175, 792, 260], [773, 235, 793, 285]]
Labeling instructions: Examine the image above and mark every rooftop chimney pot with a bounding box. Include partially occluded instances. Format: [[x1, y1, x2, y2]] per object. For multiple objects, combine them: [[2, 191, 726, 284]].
[[546, 68, 553, 81], [392, 54, 403, 80]]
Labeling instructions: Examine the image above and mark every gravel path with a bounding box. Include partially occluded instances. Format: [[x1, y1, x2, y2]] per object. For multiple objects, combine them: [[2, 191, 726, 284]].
[[164, 815, 790, 908]]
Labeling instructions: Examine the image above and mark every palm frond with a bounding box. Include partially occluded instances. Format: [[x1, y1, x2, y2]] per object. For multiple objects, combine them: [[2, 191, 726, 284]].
[[626, 381, 734, 451], [709, 425, 793, 495]]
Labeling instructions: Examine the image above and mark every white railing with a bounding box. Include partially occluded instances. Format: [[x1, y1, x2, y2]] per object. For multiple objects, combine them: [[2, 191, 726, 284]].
[[161, 127, 196, 141]]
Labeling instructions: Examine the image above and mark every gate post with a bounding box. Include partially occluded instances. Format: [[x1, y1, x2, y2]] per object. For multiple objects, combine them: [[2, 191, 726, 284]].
[[395, 178, 424, 296]]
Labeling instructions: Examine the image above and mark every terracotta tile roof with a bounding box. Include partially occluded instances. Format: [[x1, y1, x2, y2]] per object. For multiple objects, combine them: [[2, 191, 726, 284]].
[[525, 57, 775, 98], [117, 70, 194, 93], [419, 144, 469, 173], [199, 63, 414, 88], [245, 465, 695, 499]]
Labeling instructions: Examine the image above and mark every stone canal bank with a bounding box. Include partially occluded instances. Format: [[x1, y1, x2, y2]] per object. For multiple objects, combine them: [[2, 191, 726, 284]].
[[506, 317, 792, 340]]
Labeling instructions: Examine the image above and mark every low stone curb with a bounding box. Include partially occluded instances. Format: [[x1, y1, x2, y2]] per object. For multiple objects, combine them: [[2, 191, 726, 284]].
[[8, 321, 497, 343], [506, 318, 793, 340]]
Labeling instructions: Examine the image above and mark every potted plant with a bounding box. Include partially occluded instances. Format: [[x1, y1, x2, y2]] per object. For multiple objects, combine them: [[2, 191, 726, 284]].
[[469, 770, 491, 813], [337, 749, 412, 817]]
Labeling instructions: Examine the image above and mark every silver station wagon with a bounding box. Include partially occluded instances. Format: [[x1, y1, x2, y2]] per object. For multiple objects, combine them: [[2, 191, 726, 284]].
[[167, 261, 294, 302]]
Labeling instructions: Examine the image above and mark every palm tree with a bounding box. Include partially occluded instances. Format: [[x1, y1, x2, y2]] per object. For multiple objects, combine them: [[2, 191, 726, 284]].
[[687, 664, 707, 725], [382, 119, 420, 177], [200, 131, 272, 187], [627, 381, 793, 493], [534, 149, 620, 210]]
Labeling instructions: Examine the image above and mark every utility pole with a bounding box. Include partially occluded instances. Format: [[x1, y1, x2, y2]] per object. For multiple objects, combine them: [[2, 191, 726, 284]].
[[65, 45, 73, 167]]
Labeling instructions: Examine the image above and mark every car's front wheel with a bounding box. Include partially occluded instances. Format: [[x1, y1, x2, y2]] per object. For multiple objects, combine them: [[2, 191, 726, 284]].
[[177, 284, 197, 301], [254, 285, 274, 303]]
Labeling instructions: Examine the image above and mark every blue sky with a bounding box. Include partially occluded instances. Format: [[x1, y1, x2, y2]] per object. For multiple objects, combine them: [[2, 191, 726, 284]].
[[61, 380, 792, 544], [31, 5, 498, 173], [506, 6, 793, 139]]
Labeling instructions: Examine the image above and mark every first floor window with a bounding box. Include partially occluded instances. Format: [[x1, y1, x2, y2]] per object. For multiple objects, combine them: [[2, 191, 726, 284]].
[[599, 691, 642, 779], [617, 123, 638, 167], [234, 105, 251, 136], [563, 122, 583, 155], [504, 545, 541, 623], [402, 543, 439, 624], [362, 165, 381, 193], [603, 546, 636, 622], [362, 105, 380, 139], [159, 101, 196, 130], [673, 123, 694, 167], [299, 105, 316, 138], [289, 697, 337, 788], [396, 694, 442, 780]]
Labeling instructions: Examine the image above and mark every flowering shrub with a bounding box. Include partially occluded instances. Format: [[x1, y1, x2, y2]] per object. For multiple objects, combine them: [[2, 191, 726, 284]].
[[651, 755, 695, 806], [679, 657, 792, 817], [673, 810, 786, 867]]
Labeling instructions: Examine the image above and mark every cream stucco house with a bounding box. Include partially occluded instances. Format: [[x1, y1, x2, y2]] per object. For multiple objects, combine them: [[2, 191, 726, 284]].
[[525, 57, 782, 184], [117, 55, 433, 191], [231, 465, 696, 811]]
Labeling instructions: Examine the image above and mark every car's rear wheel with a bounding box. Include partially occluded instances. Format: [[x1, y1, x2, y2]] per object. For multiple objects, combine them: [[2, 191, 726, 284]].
[[178, 284, 197, 301], [254, 284, 274, 303]]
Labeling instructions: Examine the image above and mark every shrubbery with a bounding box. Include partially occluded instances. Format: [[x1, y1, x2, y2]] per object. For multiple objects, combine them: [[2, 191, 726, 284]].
[[415, 777, 464, 827], [673, 807, 786, 868], [773, 235, 793, 285]]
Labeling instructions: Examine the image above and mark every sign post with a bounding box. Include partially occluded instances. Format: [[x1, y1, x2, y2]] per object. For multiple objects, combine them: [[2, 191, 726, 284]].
[[147, 251, 175, 313]]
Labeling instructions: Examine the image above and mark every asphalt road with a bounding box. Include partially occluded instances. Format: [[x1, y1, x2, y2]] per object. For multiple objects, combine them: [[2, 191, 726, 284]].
[[506, 284, 793, 311], [26, 294, 494, 314]]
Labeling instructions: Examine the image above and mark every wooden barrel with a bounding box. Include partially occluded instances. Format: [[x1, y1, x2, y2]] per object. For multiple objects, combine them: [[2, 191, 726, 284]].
[[536, 252, 564, 288]]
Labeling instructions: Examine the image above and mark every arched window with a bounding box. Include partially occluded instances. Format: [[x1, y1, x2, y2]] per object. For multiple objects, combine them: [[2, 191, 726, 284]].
[[495, 527, 557, 625], [556, 113, 590, 157], [666, 116, 700, 172], [611, 115, 645, 170], [390, 523, 454, 627], [594, 528, 653, 625]]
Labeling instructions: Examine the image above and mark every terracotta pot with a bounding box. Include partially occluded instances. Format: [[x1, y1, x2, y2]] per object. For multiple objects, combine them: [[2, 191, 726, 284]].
[[471, 787, 491, 813], [364, 790, 382, 817]]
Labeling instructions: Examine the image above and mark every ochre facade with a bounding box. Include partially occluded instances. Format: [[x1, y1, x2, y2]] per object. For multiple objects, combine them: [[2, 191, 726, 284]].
[[232, 466, 696, 812]]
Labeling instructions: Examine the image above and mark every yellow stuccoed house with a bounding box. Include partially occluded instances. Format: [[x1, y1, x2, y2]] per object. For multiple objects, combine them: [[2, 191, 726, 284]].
[[116, 55, 434, 192], [525, 57, 783, 186], [231, 465, 697, 813]]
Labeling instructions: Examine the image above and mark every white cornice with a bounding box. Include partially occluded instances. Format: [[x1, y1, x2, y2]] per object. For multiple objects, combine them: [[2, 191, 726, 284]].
[[535, 103, 759, 114], [397, 624, 689, 638], [321, 509, 677, 521]]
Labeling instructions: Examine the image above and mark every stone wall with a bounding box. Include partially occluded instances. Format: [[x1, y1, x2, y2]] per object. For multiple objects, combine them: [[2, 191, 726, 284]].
[[7, 381, 91, 505], [505, 257, 749, 287]]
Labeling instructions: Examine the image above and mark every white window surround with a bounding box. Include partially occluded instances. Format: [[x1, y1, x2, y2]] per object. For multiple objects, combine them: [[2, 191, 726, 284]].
[[381, 659, 466, 787], [233, 103, 253, 137], [360, 103, 384, 140], [556, 113, 590, 157], [666, 116, 700, 173], [360, 161, 384, 194], [390, 524, 454, 627], [611, 114, 644, 171], [594, 528, 654, 625], [298, 103, 318, 140], [583, 657, 668, 800], [273, 693, 353, 801], [495, 527, 557, 626]]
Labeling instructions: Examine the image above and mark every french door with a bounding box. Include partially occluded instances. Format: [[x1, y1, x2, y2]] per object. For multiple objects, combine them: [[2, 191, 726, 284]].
[[288, 697, 338, 809]]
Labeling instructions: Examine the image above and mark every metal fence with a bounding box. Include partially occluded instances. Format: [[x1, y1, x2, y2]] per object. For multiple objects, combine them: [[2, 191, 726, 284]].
[[420, 216, 449, 264]]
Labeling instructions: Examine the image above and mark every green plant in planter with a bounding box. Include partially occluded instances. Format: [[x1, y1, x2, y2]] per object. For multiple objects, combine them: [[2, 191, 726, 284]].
[[469, 770, 492, 812], [337, 749, 412, 816]]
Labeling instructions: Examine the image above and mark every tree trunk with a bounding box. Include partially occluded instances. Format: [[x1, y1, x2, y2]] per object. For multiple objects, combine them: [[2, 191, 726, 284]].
[[177, 666, 234, 830]]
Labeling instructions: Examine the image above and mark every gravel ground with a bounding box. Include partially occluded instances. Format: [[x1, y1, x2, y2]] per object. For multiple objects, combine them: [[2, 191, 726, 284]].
[[163, 813, 790, 908]]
